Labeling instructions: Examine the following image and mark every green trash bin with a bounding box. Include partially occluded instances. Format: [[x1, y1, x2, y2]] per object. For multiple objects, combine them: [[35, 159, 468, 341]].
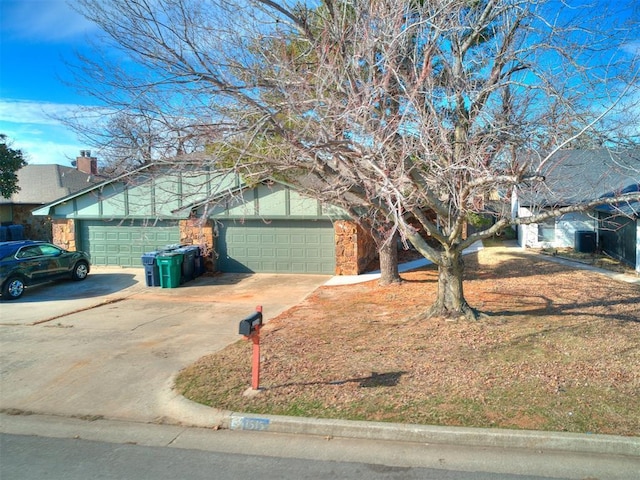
[[157, 253, 184, 288]]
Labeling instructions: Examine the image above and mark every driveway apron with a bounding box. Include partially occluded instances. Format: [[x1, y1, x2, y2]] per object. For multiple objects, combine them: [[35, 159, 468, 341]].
[[0, 270, 329, 423]]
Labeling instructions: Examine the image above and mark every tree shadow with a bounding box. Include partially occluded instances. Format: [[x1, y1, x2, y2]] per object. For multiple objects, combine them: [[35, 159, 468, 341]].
[[484, 295, 640, 323], [398, 250, 570, 283], [264, 371, 407, 391], [11, 272, 139, 303]]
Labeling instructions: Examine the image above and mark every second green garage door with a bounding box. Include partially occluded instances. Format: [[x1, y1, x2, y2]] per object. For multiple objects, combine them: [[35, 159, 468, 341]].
[[216, 220, 335, 274], [79, 220, 180, 267]]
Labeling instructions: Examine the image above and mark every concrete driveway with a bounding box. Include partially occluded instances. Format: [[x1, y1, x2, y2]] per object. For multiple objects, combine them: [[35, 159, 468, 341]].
[[0, 268, 330, 423]]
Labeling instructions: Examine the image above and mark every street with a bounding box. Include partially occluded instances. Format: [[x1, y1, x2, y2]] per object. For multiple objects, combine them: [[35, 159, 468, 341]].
[[1, 433, 551, 480], [1, 414, 638, 480]]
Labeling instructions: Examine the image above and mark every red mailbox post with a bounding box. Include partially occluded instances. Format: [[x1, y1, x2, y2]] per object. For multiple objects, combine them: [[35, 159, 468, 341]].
[[239, 306, 263, 390]]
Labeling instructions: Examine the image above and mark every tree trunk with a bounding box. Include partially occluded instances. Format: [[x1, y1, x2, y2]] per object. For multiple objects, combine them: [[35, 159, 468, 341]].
[[378, 234, 401, 286], [426, 247, 477, 320]]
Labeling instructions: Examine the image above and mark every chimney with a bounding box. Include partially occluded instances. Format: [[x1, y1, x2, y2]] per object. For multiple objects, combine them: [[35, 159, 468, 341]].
[[76, 150, 98, 175]]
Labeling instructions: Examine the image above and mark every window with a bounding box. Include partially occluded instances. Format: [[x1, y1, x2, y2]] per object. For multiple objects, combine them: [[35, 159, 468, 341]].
[[537, 219, 556, 242], [39, 244, 63, 257], [16, 246, 42, 258]]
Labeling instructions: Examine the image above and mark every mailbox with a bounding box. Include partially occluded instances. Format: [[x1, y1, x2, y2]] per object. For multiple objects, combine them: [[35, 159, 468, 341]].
[[239, 309, 263, 336], [239, 306, 264, 390]]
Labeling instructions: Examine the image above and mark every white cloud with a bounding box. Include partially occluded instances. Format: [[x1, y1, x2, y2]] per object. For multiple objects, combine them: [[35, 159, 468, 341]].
[[0, 99, 88, 166], [1, 0, 99, 43], [14, 136, 82, 166], [622, 40, 640, 57], [0, 99, 81, 126]]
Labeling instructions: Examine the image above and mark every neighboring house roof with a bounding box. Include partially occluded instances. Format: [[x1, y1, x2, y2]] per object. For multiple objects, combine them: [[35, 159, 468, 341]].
[[0, 164, 103, 205], [594, 182, 640, 217], [518, 148, 640, 208]]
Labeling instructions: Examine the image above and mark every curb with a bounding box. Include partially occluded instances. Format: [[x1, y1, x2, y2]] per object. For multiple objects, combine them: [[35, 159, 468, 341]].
[[163, 390, 640, 458], [225, 412, 640, 457]]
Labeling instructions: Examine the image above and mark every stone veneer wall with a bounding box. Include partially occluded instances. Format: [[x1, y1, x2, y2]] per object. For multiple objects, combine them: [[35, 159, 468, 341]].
[[179, 218, 215, 272], [9, 205, 52, 241], [334, 220, 377, 275], [51, 219, 77, 250]]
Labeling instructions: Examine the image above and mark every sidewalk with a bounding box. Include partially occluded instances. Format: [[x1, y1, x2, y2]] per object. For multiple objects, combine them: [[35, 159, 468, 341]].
[[326, 241, 484, 286], [528, 250, 640, 285]]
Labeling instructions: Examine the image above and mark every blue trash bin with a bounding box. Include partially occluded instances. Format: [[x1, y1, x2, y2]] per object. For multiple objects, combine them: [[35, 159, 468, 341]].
[[8, 224, 24, 240], [141, 252, 161, 287]]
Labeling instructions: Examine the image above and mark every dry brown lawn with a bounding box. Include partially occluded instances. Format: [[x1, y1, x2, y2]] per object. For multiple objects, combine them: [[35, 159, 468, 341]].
[[176, 244, 640, 436]]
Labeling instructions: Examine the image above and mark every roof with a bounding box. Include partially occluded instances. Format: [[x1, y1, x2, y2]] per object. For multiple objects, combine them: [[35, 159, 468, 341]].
[[594, 184, 640, 217], [518, 148, 640, 207], [0, 164, 104, 205]]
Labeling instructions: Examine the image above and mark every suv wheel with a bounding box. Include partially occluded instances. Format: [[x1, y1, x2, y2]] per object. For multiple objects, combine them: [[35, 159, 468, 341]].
[[71, 261, 89, 281], [2, 276, 25, 300]]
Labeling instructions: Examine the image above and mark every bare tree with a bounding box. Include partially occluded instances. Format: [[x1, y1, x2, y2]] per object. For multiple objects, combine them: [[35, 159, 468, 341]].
[[70, 0, 640, 319]]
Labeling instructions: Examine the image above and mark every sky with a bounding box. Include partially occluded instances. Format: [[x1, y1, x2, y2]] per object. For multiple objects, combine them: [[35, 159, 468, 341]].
[[0, 1, 638, 167], [0, 0, 100, 166]]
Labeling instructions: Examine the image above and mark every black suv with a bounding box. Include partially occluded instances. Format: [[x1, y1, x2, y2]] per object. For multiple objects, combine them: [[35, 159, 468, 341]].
[[0, 240, 91, 300]]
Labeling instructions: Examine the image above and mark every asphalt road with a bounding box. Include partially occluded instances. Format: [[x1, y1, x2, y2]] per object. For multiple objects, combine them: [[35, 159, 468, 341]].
[[2, 414, 639, 480], [0, 433, 554, 480]]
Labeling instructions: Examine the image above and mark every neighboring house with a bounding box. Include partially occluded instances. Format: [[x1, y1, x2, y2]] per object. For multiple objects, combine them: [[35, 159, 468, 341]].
[[0, 152, 103, 241], [513, 149, 640, 272], [32, 166, 378, 276]]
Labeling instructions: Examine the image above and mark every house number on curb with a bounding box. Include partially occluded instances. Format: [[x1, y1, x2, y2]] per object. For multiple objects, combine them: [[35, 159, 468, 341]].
[[231, 416, 271, 431]]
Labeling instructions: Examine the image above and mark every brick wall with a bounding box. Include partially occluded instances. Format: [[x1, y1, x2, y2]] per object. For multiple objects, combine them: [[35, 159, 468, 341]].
[[179, 218, 215, 272], [51, 219, 76, 250], [334, 220, 377, 275], [9, 205, 52, 241]]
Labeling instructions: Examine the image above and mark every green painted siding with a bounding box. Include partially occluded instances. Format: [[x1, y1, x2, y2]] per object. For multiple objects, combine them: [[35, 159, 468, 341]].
[[289, 190, 321, 216], [79, 220, 180, 267], [216, 220, 335, 274], [210, 182, 345, 220]]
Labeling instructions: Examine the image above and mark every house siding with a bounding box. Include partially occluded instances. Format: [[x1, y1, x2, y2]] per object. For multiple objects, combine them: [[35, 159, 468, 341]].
[[518, 207, 596, 249], [40, 172, 377, 276]]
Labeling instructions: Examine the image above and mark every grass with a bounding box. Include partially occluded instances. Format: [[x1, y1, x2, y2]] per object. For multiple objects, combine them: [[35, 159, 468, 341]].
[[175, 243, 640, 436]]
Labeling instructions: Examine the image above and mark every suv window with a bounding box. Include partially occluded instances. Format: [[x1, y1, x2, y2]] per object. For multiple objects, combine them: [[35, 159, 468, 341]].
[[16, 246, 43, 259], [39, 244, 63, 256]]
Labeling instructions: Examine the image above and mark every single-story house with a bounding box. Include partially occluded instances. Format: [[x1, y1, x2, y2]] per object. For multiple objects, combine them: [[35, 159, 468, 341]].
[[513, 149, 640, 272], [32, 165, 378, 276], [0, 151, 103, 241]]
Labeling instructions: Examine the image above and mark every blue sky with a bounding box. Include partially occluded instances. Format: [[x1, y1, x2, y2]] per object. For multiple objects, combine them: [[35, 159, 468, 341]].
[[0, 0, 100, 166], [0, 1, 638, 167]]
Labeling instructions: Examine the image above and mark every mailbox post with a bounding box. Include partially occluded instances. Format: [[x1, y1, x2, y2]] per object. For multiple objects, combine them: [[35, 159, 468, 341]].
[[238, 306, 263, 390]]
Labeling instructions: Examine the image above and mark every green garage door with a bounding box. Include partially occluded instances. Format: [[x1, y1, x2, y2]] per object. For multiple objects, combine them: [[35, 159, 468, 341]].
[[79, 220, 180, 267], [217, 220, 335, 274]]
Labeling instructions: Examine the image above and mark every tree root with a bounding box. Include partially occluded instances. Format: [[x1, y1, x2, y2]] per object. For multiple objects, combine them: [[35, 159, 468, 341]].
[[423, 302, 486, 322], [378, 276, 403, 287]]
